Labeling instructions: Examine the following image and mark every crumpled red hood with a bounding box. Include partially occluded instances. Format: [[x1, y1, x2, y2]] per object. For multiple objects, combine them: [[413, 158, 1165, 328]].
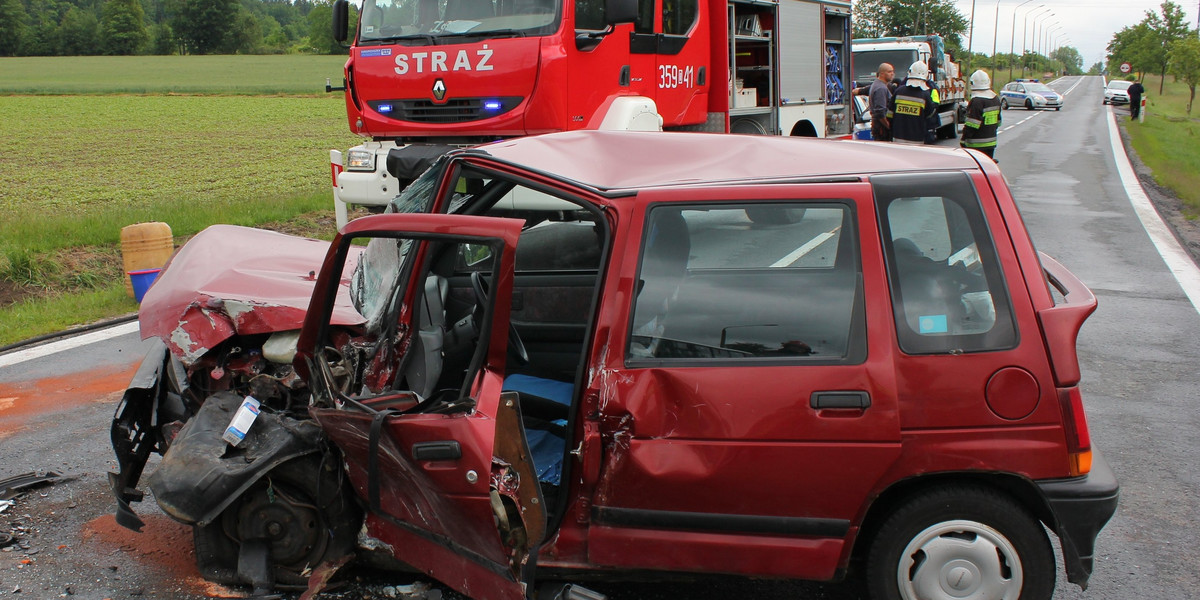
[[139, 224, 364, 365]]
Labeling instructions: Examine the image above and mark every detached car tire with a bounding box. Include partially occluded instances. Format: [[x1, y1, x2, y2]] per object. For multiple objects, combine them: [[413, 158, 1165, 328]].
[[193, 455, 360, 589], [866, 485, 1054, 600]]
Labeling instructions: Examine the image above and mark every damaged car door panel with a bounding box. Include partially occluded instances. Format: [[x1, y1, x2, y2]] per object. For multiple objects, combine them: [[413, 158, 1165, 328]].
[[109, 131, 1118, 600]]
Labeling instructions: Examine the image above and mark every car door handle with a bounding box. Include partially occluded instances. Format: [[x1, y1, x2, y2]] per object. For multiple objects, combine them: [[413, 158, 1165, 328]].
[[811, 391, 871, 410], [412, 441, 462, 461]]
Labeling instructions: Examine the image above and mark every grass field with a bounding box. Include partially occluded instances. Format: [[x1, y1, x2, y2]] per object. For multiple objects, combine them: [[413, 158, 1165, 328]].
[[0, 94, 357, 253], [0, 55, 351, 95], [0, 55, 363, 346], [1124, 75, 1200, 218]]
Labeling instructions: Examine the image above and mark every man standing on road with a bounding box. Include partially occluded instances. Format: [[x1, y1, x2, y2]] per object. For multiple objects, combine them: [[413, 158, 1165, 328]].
[[1128, 78, 1145, 120], [864, 63, 895, 141], [887, 61, 937, 145], [960, 70, 1002, 160]]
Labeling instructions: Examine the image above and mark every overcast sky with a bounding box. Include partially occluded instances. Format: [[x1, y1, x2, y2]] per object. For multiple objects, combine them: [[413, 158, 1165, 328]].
[[949, 0, 1200, 71]]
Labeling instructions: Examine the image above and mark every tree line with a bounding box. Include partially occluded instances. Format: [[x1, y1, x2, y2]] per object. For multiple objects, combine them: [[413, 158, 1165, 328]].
[[0, 0, 355, 57], [851, 0, 1086, 76], [1105, 0, 1200, 113]]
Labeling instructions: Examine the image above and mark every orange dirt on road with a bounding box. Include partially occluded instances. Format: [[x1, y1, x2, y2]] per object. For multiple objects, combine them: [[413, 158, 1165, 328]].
[[0, 362, 138, 437]]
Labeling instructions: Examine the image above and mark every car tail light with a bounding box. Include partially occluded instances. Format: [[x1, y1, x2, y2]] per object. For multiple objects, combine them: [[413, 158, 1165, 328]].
[[1057, 386, 1093, 476]]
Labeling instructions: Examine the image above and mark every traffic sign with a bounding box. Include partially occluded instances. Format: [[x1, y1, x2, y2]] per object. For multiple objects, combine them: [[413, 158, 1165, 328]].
[[1120, 62, 1132, 74]]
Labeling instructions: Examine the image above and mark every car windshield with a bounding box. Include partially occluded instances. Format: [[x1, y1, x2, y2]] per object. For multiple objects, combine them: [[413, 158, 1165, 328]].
[[352, 160, 444, 333], [852, 50, 918, 85], [1025, 83, 1053, 93], [1107, 80, 1133, 91], [358, 0, 559, 42]]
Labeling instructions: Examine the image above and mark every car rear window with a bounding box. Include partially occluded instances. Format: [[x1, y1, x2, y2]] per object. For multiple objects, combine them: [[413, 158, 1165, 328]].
[[873, 173, 1018, 355]]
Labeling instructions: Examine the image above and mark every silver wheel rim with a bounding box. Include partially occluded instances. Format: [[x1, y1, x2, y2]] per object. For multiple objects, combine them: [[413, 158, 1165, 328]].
[[896, 519, 1023, 600]]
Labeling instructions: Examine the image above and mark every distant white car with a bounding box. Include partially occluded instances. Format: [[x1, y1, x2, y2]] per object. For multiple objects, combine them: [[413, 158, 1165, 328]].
[[1104, 80, 1133, 105]]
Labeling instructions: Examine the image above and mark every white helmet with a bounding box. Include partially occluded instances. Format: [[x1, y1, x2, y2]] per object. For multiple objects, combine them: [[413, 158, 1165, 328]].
[[970, 70, 991, 91], [907, 61, 930, 82], [905, 61, 930, 89]]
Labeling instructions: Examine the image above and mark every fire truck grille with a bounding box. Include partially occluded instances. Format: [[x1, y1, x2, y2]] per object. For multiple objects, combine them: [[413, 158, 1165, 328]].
[[369, 98, 523, 123]]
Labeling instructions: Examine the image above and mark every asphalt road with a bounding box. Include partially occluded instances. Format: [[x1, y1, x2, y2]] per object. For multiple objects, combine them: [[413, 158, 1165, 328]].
[[1, 76, 1197, 600]]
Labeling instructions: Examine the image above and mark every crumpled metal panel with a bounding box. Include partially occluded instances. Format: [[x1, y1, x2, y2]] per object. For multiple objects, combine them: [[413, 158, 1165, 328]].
[[138, 225, 365, 365], [148, 390, 323, 527]]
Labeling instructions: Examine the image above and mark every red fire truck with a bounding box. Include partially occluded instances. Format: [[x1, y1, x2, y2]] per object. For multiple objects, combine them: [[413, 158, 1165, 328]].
[[329, 0, 853, 226]]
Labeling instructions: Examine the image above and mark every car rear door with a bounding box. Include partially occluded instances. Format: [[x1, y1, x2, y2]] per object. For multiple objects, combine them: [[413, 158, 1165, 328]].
[[584, 182, 903, 581], [302, 214, 542, 600]]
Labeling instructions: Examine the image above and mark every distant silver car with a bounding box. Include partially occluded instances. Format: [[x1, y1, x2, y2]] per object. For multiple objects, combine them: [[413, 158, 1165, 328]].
[[1000, 80, 1063, 111], [1104, 80, 1133, 105]]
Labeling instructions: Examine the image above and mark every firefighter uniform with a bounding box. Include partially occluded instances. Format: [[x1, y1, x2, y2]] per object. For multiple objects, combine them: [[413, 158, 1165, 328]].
[[887, 61, 937, 145], [887, 86, 936, 145], [960, 70, 1002, 160]]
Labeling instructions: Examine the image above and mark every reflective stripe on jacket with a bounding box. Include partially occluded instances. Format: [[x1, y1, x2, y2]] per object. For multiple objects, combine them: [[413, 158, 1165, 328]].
[[961, 95, 1002, 149], [887, 85, 936, 143]]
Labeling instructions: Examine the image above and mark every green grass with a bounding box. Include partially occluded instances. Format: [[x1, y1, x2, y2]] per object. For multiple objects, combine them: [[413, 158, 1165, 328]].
[[0, 283, 135, 347], [0, 55, 351, 95], [1124, 75, 1200, 218], [0, 56, 367, 344], [0, 95, 359, 254]]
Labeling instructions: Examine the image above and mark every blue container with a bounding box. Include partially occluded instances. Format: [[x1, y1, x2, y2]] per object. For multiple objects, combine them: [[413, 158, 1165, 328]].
[[128, 268, 161, 303]]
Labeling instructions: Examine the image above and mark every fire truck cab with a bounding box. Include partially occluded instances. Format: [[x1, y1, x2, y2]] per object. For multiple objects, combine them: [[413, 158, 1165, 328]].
[[330, 0, 853, 226]]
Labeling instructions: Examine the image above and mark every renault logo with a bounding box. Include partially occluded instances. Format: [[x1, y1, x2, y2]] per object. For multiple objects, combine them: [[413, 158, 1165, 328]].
[[432, 79, 447, 102]]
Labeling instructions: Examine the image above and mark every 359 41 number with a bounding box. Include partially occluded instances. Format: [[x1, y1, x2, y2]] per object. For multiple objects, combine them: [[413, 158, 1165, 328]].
[[659, 65, 696, 89]]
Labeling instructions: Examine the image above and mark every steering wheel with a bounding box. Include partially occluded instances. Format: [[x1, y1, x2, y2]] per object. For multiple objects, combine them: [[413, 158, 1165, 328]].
[[470, 271, 529, 365]]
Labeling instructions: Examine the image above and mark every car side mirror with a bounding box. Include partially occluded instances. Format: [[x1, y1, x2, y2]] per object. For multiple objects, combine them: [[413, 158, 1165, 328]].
[[332, 0, 349, 44], [605, 0, 637, 25]]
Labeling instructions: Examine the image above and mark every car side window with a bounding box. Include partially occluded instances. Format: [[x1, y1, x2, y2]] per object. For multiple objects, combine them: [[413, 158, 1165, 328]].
[[627, 203, 865, 365], [873, 173, 1017, 355]]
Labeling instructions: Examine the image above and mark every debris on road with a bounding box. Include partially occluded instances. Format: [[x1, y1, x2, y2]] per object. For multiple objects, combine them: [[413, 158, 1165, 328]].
[[0, 471, 65, 500]]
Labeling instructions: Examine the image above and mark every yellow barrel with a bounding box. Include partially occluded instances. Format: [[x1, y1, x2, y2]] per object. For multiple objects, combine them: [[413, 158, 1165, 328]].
[[120, 222, 175, 297]]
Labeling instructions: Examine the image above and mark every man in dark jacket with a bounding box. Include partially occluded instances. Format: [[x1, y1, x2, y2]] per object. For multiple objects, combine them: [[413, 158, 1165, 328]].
[[887, 61, 938, 145], [960, 70, 1002, 160], [1128, 79, 1145, 119], [867, 63, 895, 141]]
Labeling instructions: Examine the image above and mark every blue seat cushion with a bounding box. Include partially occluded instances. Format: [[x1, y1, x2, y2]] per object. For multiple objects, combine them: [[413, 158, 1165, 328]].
[[502, 374, 572, 485]]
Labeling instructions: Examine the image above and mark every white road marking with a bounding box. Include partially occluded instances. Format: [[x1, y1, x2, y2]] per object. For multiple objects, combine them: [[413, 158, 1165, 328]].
[[0, 320, 141, 370], [772, 230, 837, 267], [1105, 105, 1200, 314]]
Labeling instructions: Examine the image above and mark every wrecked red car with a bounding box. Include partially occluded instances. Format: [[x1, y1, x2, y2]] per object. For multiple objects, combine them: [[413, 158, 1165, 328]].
[[111, 131, 1117, 600]]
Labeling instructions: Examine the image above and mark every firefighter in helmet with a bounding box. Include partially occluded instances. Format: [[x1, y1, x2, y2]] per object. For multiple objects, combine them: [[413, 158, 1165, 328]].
[[960, 70, 1002, 161], [886, 61, 938, 145]]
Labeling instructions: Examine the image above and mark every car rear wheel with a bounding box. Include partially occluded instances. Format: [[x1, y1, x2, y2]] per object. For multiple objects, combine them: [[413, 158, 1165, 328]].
[[1000, 98, 1008, 110], [193, 455, 360, 590], [866, 485, 1054, 600]]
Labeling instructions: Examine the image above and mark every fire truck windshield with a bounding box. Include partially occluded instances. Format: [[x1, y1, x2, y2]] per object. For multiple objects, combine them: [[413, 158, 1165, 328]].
[[359, 0, 560, 42]]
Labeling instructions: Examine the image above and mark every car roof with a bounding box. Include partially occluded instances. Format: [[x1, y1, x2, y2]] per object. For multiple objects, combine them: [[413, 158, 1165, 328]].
[[469, 131, 980, 194]]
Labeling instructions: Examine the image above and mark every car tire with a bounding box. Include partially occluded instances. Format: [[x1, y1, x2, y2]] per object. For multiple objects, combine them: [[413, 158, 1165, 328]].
[[866, 485, 1055, 600], [1000, 98, 1008, 110], [1025, 99, 1035, 110], [193, 455, 361, 589], [1055, 107, 1061, 111], [745, 207, 806, 224]]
